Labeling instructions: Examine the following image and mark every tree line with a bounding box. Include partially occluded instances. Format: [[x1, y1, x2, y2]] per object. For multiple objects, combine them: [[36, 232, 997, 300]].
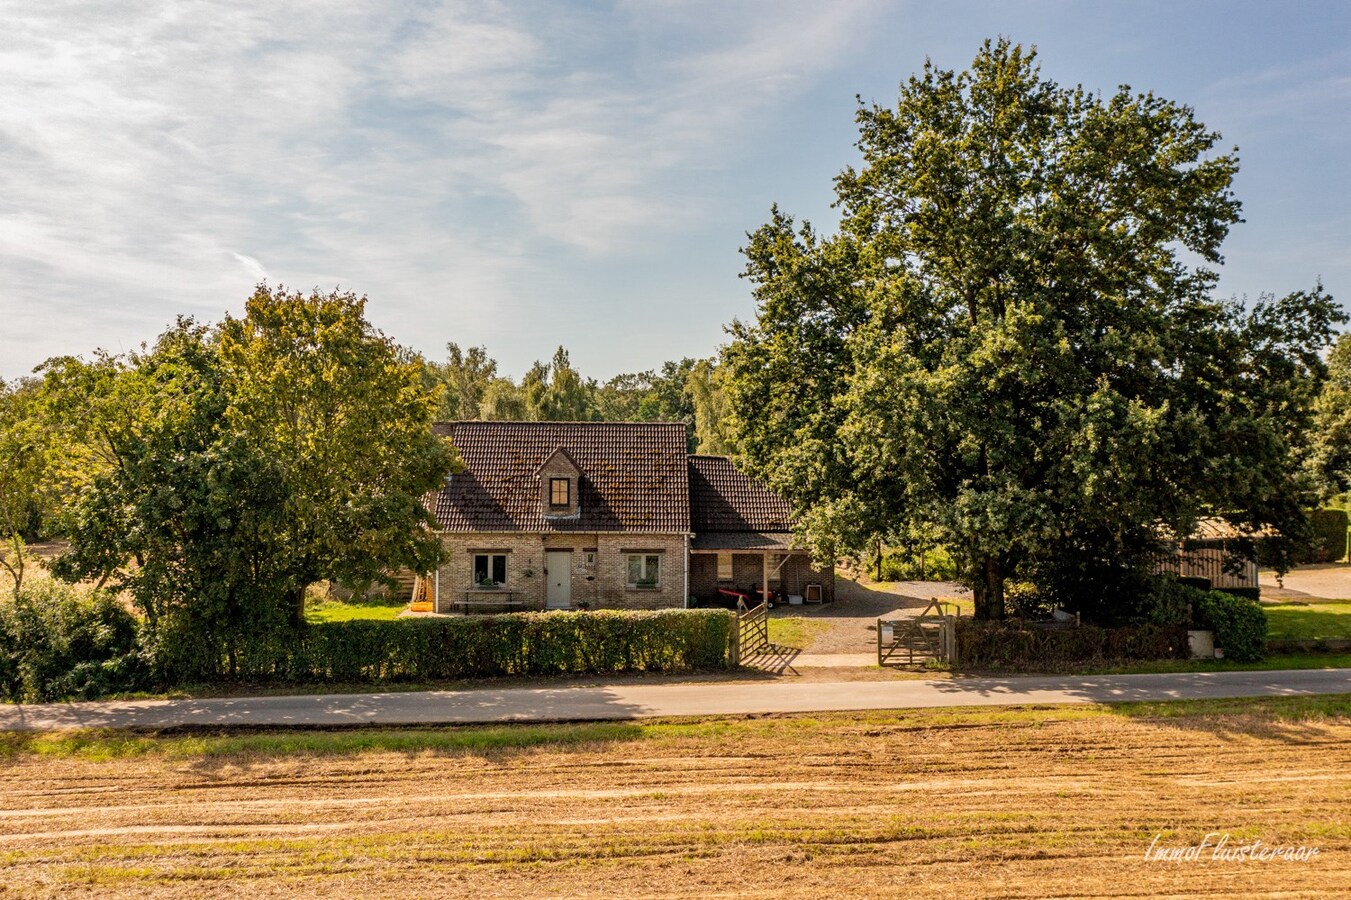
[[417, 344, 735, 454]]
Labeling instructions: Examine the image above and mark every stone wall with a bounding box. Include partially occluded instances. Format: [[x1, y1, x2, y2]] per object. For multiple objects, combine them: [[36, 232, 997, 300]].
[[434, 531, 688, 613]]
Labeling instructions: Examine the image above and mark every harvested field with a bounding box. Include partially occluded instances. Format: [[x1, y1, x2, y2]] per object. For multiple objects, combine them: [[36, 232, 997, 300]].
[[1, 697, 1348, 898]]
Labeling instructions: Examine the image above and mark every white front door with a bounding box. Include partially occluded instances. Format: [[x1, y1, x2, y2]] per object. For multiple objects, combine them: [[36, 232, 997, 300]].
[[545, 551, 572, 609]]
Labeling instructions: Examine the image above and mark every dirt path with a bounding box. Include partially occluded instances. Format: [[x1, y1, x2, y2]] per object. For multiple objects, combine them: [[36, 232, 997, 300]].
[[1, 703, 1346, 897], [771, 577, 968, 653]]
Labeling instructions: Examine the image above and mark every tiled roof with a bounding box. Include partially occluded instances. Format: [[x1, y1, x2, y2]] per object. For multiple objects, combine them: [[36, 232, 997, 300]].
[[691, 531, 796, 551], [688, 455, 795, 534], [430, 422, 690, 533]]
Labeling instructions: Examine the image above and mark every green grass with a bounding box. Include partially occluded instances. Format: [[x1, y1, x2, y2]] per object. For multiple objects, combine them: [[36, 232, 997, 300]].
[[4, 694, 1348, 762], [767, 616, 833, 650], [960, 651, 1351, 676], [1264, 599, 1351, 641], [305, 598, 406, 622]]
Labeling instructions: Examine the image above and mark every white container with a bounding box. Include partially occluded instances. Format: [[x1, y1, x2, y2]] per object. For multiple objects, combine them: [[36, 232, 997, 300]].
[[788, 594, 804, 605], [1187, 630, 1215, 659]]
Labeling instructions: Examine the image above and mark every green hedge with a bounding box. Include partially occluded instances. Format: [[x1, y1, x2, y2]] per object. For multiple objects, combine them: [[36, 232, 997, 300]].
[[956, 620, 1190, 668], [1194, 591, 1267, 662], [0, 582, 148, 702], [169, 609, 735, 684]]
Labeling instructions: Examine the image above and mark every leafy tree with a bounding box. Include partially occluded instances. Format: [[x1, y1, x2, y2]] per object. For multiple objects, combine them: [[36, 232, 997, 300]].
[[50, 289, 454, 649], [1312, 331, 1351, 495], [728, 39, 1340, 620], [522, 347, 597, 421], [687, 359, 737, 455], [0, 378, 55, 597], [216, 286, 454, 623], [425, 343, 498, 420]]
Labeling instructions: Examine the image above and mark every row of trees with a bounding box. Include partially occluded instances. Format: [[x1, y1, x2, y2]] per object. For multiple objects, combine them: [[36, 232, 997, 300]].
[[723, 39, 1348, 621], [418, 345, 735, 453]]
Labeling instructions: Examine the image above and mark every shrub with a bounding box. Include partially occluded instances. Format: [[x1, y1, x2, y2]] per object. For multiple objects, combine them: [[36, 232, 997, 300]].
[[173, 609, 735, 685], [1193, 590, 1266, 662], [955, 620, 1189, 668], [0, 581, 148, 702], [1304, 508, 1348, 563], [1004, 581, 1053, 620], [877, 546, 957, 582]]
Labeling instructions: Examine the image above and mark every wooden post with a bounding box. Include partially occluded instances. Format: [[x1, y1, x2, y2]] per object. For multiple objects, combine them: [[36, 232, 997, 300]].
[[762, 552, 770, 606], [730, 609, 740, 667]]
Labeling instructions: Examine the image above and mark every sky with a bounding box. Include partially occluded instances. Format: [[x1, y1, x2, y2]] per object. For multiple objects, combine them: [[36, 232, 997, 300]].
[[1, 0, 1349, 382]]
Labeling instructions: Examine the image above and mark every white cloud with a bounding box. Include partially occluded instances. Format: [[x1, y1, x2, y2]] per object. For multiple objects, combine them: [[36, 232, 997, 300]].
[[0, 0, 882, 376]]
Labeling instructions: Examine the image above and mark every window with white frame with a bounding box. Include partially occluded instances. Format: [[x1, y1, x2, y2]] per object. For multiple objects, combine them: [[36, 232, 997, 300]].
[[627, 553, 661, 588], [717, 552, 733, 581], [473, 553, 507, 586]]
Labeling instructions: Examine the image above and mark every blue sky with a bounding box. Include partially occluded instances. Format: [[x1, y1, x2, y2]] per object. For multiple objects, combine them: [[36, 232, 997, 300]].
[[2, 1, 1348, 381]]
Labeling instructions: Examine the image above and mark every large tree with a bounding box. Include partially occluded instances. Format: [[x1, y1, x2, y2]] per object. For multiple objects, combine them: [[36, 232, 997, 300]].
[[49, 288, 454, 647], [727, 39, 1340, 620]]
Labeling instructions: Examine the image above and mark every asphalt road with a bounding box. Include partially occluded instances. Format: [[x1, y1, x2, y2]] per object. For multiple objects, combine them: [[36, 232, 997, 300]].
[[2, 668, 1348, 731]]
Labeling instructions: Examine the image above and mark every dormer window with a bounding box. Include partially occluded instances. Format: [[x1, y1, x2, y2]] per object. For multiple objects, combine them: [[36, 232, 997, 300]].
[[550, 477, 570, 507]]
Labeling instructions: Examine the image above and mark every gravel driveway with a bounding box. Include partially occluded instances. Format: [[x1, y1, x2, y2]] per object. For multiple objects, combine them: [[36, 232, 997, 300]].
[[1260, 563, 1351, 601], [771, 577, 969, 653]]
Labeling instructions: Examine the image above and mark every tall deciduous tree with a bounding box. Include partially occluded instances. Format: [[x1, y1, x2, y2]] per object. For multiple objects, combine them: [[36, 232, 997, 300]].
[[728, 39, 1340, 620], [0, 378, 55, 597]]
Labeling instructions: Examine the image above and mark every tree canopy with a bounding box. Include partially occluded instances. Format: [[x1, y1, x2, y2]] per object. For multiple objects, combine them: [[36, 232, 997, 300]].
[[44, 288, 454, 669], [726, 39, 1342, 620]]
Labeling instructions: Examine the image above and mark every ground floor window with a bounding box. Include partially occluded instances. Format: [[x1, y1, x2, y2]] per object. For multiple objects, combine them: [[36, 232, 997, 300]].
[[473, 553, 507, 586], [717, 552, 733, 580], [627, 553, 661, 588]]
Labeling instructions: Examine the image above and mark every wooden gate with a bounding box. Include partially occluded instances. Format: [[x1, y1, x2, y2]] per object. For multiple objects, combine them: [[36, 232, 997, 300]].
[[878, 599, 959, 666], [735, 598, 769, 661]]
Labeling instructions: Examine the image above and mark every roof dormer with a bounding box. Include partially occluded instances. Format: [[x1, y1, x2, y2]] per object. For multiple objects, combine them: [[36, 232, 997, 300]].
[[536, 447, 581, 519]]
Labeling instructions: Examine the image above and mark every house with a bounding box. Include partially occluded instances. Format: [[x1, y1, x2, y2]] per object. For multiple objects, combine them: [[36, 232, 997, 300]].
[[423, 421, 834, 614]]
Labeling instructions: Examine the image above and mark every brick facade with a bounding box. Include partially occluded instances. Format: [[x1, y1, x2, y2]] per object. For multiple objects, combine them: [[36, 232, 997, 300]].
[[434, 531, 689, 613]]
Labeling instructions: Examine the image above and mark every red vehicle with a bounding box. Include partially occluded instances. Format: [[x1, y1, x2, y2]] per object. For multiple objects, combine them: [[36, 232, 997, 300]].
[[704, 585, 780, 610]]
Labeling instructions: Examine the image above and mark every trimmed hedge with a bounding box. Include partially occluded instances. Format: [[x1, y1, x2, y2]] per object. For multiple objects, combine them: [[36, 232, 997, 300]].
[[170, 609, 735, 684], [956, 620, 1190, 669], [1194, 590, 1267, 662]]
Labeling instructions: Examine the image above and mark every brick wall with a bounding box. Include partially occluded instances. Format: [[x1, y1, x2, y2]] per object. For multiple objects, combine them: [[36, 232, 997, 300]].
[[434, 531, 688, 613], [688, 551, 834, 604]]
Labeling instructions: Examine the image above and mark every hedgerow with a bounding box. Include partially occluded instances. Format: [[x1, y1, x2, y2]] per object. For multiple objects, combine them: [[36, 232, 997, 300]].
[[163, 609, 735, 684], [1194, 590, 1267, 662], [956, 620, 1190, 669]]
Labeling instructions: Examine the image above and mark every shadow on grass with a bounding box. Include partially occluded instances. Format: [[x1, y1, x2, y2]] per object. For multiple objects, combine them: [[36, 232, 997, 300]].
[[1103, 693, 1351, 745]]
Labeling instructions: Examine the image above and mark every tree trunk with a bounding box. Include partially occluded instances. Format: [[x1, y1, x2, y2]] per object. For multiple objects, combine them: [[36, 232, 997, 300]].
[[972, 554, 1005, 621], [290, 585, 307, 628], [873, 536, 883, 582]]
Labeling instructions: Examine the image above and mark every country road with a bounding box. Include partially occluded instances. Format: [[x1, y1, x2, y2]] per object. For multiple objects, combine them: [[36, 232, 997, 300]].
[[3, 668, 1348, 731]]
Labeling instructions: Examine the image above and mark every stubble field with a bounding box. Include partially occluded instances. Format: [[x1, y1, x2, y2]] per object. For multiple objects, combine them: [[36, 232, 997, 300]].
[[1, 697, 1348, 898]]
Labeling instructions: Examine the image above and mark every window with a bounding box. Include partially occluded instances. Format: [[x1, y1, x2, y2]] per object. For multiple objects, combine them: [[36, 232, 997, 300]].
[[627, 553, 661, 588], [473, 553, 507, 586], [717, 552, 733, 581], [549, 477, 570, 506]]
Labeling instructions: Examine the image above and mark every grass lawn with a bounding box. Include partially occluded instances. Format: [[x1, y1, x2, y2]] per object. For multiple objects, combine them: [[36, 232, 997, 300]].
[[766, 616, 833, 650], [2, 695, 1347, 895], [304, 598, 406, 623], [1265, 598, 1351, 641]]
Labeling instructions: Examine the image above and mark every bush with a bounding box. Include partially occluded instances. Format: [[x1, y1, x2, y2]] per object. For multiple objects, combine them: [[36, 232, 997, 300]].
[[1004, 581, 1053, 620], [167, 609, 735, 685], [0, 581, 148, 702], [1304, 508, 1348, 563], [1193, 590, 1267, 662], [876, 546, 957, 582], [956, 620, 1189, 668]]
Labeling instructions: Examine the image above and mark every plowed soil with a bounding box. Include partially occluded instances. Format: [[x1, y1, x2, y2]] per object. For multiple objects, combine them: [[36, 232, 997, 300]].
[[1, 703, 1348, 898]]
